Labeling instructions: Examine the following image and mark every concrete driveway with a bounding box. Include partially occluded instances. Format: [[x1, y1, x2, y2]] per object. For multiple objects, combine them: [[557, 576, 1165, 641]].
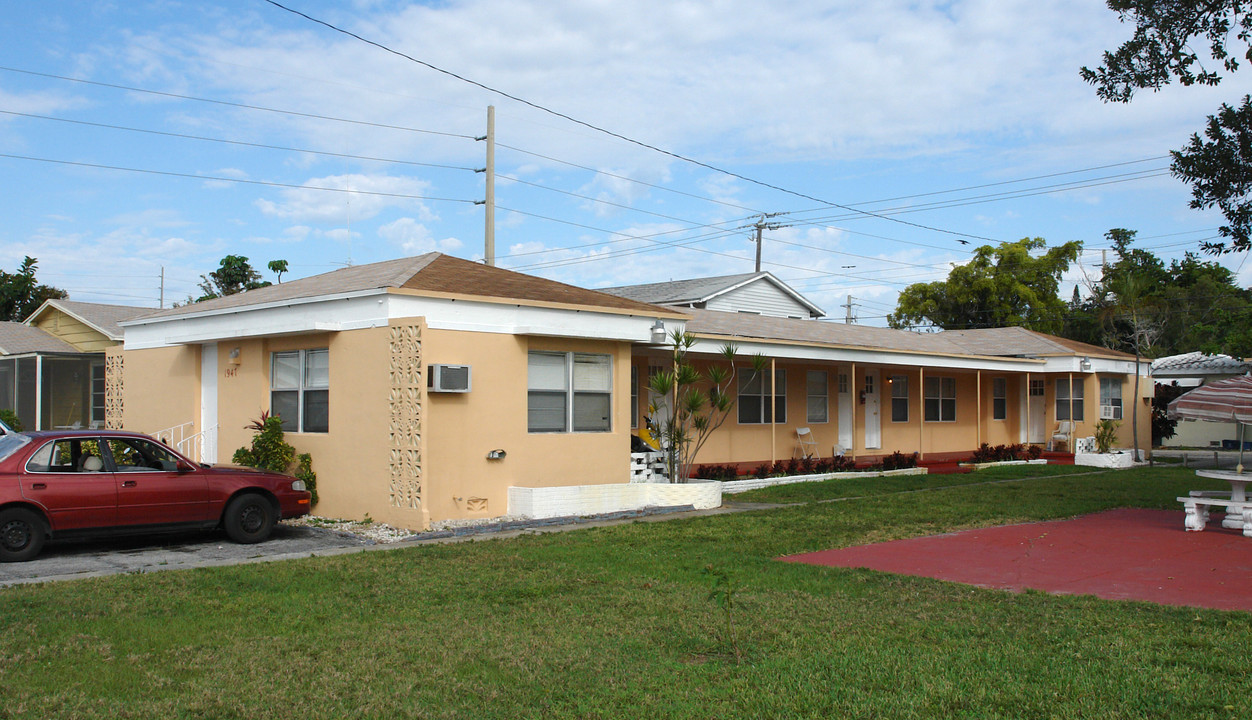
[[0, 523, 374, 587]]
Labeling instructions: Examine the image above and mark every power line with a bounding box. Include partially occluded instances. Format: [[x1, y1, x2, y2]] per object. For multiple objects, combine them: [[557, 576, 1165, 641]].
[[0, 153, 477, 204], [0, 65, 477, 139], [261, 0, 993, 246], [0, 109, 479, 172]]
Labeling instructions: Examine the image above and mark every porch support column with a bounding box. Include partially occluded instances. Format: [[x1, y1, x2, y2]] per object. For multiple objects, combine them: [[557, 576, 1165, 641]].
[[35, 355, 43, 431], [770, 357, 777, 464], [976, 369, 983, 449], [1026, 371, 1032, 445], [918, 366, 924, 460], [850, 362, 857, 460]]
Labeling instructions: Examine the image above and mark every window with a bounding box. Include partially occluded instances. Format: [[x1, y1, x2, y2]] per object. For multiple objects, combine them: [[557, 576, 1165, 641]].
[[837, 373, 849, 394], [890, 375, 909, 422], [25, 438, 104, 473], [739, 368, 786, 424], [992, 378, 1007, 421], [806, 371, 828, 423], [1099, 378, 1123, 420], [107, 437, 181, 472], [924, 376, 956, 422], [1056, 378, 1085, 422], [271, 349, 329, 433], [528, 352, 612, 433], [90, 361, 106, 427], [1029, 379, 1045, 397]]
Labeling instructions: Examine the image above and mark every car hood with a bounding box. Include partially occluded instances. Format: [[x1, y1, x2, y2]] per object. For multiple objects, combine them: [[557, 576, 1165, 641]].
[[203, 464, 291, 480]]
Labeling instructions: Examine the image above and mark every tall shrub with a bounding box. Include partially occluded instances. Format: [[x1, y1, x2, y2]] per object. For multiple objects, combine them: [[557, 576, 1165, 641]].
[[233, 414, 318, 503]]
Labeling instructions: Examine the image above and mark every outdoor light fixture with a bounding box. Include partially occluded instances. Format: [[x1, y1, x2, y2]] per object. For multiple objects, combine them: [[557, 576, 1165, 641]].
[[650, 320, 667, 344], [1080, 357, 1092, 371], [229, 347, 241, 366], [487, 449, 506, 460]]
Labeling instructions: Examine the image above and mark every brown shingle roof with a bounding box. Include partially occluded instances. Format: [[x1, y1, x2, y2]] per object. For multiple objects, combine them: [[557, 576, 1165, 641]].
[[0, 322, 79, 354], [939, 327, 1136, 359], [33, 300, 155, 339], [135, 253, 675, 320]]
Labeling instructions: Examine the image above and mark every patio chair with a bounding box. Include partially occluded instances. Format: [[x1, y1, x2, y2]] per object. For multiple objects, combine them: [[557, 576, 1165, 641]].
[[795, 427, 818, 459], [1052, 421, 1072, 451]]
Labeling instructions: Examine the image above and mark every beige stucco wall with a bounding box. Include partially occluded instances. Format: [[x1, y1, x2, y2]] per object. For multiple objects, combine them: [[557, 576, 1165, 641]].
[[422, 328, 633, 524], [120, 344, 201, 436]]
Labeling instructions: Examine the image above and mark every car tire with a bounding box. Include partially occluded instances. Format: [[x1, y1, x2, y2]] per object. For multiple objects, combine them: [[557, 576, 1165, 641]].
[[0, 508, 47, 563], [222, 493, 276, 544]]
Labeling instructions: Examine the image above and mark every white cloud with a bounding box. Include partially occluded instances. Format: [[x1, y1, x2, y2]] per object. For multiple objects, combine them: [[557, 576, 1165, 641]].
[[378, 217, 463, 254], [253, 173, 434, 223]]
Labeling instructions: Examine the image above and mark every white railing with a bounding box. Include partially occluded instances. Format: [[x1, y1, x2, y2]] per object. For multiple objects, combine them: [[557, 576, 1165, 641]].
[[151, 421, 218, 464]]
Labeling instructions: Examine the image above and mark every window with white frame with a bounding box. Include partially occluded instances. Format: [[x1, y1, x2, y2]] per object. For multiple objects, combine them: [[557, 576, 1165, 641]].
[[630, 365, 639, 429], [837, 373, 849, 394], [1056, 378, 1085, 422], [271, 349, 329, 433], [739, 368, 786, 424], [806, 371, 828, 423], [924, 376, 956, 422], [890, 375, 909, 422], [992, 377, 1007, 421], [1099, 377, 1123, 420], [527, 352, 612, 433]]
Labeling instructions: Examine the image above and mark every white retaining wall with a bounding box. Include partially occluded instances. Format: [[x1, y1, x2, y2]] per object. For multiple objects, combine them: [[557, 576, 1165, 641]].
[[720, 467, 928, 495], [508, 480, 722, 519]]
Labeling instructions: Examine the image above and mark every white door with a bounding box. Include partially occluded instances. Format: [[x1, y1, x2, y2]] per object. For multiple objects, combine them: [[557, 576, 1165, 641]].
[[837, 371, 853, 452], [864, 370, 881, 450], [1027, 379, 1046, 444]]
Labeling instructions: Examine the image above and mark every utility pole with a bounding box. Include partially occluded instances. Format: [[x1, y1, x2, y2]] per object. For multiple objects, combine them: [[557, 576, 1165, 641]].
[[159, 266, 165, 309], [476, 105, 496, 266], [842, 295, 857, 324], [749, 213, 787, 272]]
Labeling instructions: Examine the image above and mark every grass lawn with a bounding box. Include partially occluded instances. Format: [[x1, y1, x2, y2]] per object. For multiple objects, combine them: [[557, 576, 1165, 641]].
[[1, 466, 1248, 719]]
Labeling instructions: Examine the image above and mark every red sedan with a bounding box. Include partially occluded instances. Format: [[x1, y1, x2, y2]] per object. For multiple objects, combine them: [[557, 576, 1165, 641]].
[[0, 429, 312, 562]]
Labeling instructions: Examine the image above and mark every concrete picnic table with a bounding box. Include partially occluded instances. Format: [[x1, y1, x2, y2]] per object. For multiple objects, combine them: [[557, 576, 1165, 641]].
[[1179, 469, 1252, 537]]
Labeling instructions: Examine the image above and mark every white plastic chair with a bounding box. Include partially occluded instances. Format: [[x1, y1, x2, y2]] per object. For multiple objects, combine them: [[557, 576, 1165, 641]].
[[795, 427, 817, 459], [1052, 421, 1072, 451]]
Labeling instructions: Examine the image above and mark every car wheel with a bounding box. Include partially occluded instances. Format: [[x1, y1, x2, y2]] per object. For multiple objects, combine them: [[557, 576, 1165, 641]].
[[0, 508, 47, 562], [222, 493, 276, 544]]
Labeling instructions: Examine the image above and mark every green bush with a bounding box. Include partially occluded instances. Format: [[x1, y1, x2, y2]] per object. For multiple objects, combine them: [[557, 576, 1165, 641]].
[[1094, 418, 1121, 454], [0, 409, 22, 432], [233, 414, 318, 504]]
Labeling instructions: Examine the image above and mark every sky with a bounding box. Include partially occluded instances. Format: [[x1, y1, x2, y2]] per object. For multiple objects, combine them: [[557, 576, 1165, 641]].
[[2, 0, 1250, 326]]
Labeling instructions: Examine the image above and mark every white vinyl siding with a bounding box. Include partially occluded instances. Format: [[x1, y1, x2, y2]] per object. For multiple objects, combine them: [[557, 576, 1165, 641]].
[[703, 280, 814, 319]]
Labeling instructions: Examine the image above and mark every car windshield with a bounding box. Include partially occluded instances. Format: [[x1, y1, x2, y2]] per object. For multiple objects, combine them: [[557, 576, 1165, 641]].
[[0, 433, 31, 463]]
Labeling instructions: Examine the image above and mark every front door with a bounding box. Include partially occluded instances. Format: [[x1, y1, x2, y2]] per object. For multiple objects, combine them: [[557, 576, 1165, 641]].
[[837, 370, 853, 452], [864, 370, 881, 450], [1027, 379, 1046, 444]]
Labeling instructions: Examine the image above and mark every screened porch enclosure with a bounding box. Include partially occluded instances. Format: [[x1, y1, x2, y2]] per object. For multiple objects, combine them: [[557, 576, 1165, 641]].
[[0, 354, 104, 431]]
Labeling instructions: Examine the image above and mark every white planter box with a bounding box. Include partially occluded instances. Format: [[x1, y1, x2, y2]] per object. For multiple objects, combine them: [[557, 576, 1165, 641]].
[[508, 479, 722, 520], [959, 459, 1048, 470], [1074, 450, 1141, 468]]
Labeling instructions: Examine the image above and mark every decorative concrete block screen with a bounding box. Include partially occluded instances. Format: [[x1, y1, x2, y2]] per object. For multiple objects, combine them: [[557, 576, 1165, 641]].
[[388, 323, 423, 510]]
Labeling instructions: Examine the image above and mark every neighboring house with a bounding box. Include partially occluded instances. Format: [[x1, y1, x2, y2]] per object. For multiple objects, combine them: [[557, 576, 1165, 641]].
[[1152, 351, 1252, 448], [601, 271, 825, 319], [0, 300, 151, 431]]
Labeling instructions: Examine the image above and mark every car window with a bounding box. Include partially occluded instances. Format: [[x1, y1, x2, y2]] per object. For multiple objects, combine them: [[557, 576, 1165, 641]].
[[25, 438, 106, 473], [0, 433, 30, 463], [108, 437, 181, 472]]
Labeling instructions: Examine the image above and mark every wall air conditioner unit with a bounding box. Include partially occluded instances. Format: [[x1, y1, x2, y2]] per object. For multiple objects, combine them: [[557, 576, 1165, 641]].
[[428, 364, 471, 393], [1099, 405, 1120, 420]]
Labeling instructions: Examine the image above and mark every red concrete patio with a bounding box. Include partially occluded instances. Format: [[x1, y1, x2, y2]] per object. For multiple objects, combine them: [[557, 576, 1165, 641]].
[[782, 508, 1252, 612]]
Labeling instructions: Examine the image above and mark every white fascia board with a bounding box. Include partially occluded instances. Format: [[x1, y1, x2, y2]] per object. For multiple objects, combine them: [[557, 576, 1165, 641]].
[[687, 338, 1040, 373], [123, 293, 390, 349], [1038, 356, 1146, 375], [389, 294, 677, 342]]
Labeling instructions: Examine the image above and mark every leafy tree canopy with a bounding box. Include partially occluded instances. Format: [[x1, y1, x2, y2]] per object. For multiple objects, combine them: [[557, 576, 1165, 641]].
[[1083, 1, 1252, 253], [888, 238, 1081, 333], [0, 256, 68, 322], [196, 255, 272, 301]]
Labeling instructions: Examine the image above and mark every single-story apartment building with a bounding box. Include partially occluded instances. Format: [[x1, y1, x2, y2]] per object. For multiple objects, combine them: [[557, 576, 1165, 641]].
[[114, 254, 1150, 530]]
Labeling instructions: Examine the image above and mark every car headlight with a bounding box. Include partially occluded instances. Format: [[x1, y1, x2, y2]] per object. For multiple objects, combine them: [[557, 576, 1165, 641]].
[[291, 480, 307, 492]]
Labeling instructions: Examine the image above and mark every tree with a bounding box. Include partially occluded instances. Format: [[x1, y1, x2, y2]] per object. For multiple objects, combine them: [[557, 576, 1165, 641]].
[[196, 255, 271, 301], [1083, 1, 1252, 253], [268, 259, 289, 284], [647, 331, 765, 483], [0, 257, 68, 322], [888, 238, 1082, 332]]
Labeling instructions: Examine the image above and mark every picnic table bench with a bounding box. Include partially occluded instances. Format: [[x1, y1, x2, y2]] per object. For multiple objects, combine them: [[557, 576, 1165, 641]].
[[1177, 495, 1252, 537]]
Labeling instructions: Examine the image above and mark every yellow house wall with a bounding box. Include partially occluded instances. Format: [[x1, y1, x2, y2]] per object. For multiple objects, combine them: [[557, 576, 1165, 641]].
[[422, 329, 633, 524], [120, 345, 201, 436], [33, 309, 115, 352]]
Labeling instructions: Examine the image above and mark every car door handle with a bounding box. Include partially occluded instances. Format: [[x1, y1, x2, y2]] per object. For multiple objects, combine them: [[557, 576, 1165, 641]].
[[31, 482, 46, 490], [122, 480, 138, 488]]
